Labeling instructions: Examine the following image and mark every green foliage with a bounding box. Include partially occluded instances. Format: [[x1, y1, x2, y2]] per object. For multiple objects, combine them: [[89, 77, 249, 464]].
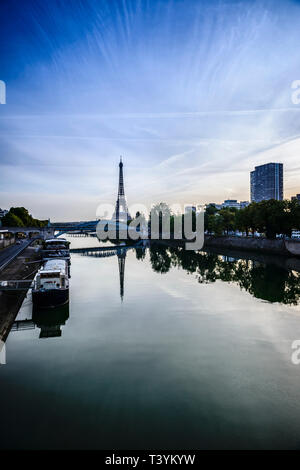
[[218, 209, 236, 234], [1, 207, 48, 228], [204, 199, 300, 239], [2, 212, 25, 227]]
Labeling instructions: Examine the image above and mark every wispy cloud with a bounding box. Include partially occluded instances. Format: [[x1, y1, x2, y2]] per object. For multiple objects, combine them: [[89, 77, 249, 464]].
[[1, 0, 300, 219]]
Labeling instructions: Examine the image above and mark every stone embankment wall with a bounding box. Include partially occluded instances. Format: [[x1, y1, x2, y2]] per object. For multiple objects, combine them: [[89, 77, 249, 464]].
[[204, 236, 300, 257], [0, 243, 41, 342]]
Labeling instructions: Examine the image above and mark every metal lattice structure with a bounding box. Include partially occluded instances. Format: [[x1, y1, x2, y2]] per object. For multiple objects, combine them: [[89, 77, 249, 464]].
[[117, 249, 126, 301], [112, 157, 131, 223]]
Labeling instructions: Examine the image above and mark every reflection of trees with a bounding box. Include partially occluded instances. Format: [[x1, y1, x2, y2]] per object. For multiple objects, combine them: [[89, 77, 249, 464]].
[[147, 245, 300, 305], [135, 247, 146, 260], [149, 245, 172, 273], [246, 264, 288, 303]]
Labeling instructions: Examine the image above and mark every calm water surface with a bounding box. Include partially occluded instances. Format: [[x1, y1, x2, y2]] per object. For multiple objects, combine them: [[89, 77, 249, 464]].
[[1, 236, 300, 449]]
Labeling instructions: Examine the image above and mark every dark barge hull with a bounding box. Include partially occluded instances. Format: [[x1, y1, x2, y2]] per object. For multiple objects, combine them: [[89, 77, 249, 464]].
[[32, 288, 69, 308]]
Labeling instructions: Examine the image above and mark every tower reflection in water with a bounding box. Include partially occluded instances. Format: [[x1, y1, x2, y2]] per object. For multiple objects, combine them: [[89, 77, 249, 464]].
[[118, 248, 126, 302], [79, 245, 134, 302], [32, 303, 69, 339]]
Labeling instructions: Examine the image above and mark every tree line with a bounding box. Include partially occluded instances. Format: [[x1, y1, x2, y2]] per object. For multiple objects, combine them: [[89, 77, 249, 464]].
[[205, 199, 300, 239], [134, 199, 300, 240], [1, 207, 48, 228]]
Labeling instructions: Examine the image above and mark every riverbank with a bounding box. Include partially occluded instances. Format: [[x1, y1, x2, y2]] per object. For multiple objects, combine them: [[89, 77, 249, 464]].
[[0, 242, 42, 342], [204, 235, 300, 257], [156, 236, 300, 258]]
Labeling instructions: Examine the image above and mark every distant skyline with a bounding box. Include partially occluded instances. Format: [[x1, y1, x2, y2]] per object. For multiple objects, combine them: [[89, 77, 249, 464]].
[[1, 0, 300, 220]]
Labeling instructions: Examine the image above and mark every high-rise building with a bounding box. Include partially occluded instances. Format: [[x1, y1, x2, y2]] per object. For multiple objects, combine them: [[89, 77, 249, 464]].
[[250, 163, 283, 202]]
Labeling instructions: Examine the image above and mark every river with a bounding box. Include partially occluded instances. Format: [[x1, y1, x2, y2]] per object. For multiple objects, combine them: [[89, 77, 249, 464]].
[[1, 235, 300, 449]]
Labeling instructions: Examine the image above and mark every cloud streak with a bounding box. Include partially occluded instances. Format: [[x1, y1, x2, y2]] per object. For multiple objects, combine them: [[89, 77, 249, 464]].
[[1, 0, 300, 219]]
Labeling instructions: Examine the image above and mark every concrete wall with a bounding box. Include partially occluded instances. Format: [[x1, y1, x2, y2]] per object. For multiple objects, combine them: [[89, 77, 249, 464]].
[[0, 227, 55, 239], [0, 236, 15, 250], [204, 236, 300, 257]]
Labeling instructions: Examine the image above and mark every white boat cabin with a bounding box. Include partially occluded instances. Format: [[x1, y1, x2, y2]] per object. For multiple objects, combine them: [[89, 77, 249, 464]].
[[35, 259, 69, 290]]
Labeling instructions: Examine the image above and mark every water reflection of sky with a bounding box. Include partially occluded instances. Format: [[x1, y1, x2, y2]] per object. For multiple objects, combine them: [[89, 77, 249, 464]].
[[2, 237, 300, 449]]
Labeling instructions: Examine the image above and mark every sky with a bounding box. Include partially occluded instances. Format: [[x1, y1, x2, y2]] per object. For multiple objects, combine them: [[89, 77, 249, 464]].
[[1, 0, 300, 221]]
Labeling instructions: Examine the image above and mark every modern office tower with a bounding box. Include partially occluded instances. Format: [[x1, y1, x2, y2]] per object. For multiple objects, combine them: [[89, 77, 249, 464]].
[[291, 194, 300, 202], [250, 163, 283, 202]]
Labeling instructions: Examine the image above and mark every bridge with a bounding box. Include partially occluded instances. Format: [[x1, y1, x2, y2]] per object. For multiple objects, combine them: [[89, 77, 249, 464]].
[[50, 220, 99, 237], [70, 243, 136, 258], [0, 222, 98, 239], [50, 219, 140, 238], [0, 226, 55, 238], [1, 219, 144, 239]]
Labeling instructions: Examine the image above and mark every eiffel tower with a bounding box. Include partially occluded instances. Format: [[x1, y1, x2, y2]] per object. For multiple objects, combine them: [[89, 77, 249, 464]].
[[112, 157, 131, 223]]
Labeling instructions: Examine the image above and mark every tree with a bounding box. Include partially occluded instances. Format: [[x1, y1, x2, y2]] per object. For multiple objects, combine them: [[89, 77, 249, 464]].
[[235, 205, 254, 236], [218, 208, 236, 235], [288, 199, 300, 234], [2, 212, 24, 227], [1, 207, 48, 228], [251, 200, 286, 239], [204, 204, 219, 232]]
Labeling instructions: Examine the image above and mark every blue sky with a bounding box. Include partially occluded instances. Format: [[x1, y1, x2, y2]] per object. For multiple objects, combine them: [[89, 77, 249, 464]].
[[1, 0, 300, 220]]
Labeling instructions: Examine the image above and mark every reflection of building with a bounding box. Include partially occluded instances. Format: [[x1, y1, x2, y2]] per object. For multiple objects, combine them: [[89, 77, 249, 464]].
[[117, 248, 126, 301], [32, 303, 69, 338], [75, 244, 129, 301], [250, 163, 283, 202], [112, 157, 131, 223]]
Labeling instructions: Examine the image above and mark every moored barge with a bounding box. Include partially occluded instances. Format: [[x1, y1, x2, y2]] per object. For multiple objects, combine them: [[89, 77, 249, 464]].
[[32, 259, 69, 308], [42, 238, 70, 262]]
